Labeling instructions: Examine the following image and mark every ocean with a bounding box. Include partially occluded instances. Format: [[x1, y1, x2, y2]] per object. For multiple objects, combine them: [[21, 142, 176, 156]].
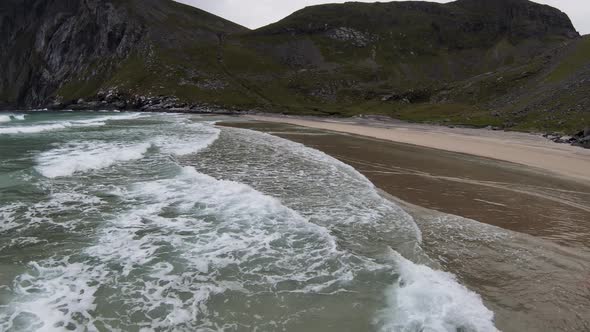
[[0, 111, 498, 331]]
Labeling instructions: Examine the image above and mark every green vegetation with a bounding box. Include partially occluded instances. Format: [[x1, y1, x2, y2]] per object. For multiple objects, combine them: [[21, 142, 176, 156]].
[[57, 78, 104, 101], [56, 59, 111, 101], [546, 36, 590, 83], [13, 0, 586, 134]]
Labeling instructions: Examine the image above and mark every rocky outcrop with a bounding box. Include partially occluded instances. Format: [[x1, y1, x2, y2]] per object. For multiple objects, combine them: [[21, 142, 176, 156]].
[[572, 128, 590, 148], [543, 128, 590, 149], [325, 27, 376, 47], [50, 89, 251, 115]]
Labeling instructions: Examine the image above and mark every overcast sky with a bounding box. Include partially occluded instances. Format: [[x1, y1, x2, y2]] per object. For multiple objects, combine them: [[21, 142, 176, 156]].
[[176, 0, 589, 35]]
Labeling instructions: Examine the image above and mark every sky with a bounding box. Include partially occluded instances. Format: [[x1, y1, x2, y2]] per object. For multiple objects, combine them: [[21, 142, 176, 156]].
[[176, 0, 590, 35]]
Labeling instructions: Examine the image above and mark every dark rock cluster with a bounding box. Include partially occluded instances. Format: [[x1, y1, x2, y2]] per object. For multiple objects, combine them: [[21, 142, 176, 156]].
[[50, 89, 248, 115], [544, 127, 590, 149]]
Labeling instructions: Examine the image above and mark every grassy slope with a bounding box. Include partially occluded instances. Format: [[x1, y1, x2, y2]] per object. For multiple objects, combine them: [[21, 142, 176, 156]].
[[57, 0, 258, 107], [546, 36, 590, 83], [229, 0, 587, 131]]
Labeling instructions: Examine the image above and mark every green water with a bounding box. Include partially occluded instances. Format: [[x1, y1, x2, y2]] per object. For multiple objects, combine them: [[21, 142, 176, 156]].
[[0, 111, 497, 331]]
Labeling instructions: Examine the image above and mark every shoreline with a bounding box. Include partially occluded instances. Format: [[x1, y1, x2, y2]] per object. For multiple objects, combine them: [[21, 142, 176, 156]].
[[245, 115, 590, 184], [4, 109, 588, 173], [221, 119, 590, 249], [219, 119, 590, 331]]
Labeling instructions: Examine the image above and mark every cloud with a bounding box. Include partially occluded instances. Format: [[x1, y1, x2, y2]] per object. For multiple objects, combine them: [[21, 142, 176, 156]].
[[535, 0, 589, 35], [178, 0, 589, 35]]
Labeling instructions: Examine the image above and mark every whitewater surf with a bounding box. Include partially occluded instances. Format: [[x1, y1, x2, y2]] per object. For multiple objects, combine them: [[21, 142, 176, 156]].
[[0, 112, 496, 331]]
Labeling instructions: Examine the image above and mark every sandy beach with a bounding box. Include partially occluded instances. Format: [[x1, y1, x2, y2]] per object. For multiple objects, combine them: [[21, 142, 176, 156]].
[[246, 115, 590, 184]]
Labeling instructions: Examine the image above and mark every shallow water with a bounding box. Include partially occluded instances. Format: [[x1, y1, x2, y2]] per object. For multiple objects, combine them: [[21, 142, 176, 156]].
[[0, 112, 496, 331]]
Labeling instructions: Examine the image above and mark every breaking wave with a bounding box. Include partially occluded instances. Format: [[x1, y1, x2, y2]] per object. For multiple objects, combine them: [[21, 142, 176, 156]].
[[377, 250, 497, 332], [35, 141, 152, 178], [0, 114, 26, 123], [34, 122, 222, 178], [0, 113, 142, 135]]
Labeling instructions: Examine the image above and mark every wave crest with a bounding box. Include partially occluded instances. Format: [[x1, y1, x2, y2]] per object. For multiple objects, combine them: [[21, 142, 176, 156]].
[[377, 250, 497, 332], [0, 113, 142, 135]]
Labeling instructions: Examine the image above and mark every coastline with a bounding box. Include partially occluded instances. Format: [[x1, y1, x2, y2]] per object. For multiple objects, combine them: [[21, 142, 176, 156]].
[[4, 109, 588, 182], [221, 119, 590, 248], [245, 115, 590, 184], [219, 119, 590, 331]]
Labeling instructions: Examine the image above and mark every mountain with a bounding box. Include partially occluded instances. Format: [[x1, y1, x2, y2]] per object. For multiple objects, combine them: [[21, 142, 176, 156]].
[[0, 0, 246, 107], [1, 0, 588, 134]]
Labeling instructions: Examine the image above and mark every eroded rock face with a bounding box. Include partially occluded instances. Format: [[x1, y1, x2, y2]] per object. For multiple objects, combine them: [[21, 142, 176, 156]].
[[326, 27, 375, 47]]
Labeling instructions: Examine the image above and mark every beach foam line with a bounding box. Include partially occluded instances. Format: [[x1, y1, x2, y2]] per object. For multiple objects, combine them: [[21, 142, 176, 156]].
[[218, 126, 424, 244]]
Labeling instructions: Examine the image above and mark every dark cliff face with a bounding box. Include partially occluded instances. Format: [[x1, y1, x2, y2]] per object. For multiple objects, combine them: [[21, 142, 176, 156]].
[[453, 0, 579, 39], [0, 0, 247, 107], [0, 0, 145, 106], [256, 0, 578, 49]]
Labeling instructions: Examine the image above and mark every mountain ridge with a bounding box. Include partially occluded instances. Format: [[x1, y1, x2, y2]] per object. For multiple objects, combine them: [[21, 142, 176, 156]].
[[1, 0, 588, 135]]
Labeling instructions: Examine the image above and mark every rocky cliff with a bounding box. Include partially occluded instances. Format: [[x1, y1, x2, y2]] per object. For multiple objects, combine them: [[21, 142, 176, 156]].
[[1, 0, 588, 134], [0, 0, 245, 107]]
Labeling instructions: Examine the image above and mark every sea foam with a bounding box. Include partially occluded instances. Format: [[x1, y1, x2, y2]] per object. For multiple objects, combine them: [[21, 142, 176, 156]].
[[0, 192, 104, 236], [192, 127, 497, 331], [0, 259, 106, 332], [1, 166, 361, 330], [0, 116, 498, 331]]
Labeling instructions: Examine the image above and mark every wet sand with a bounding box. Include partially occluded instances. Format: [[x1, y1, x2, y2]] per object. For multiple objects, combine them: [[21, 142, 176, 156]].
[[220, 120, 590, 332]]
